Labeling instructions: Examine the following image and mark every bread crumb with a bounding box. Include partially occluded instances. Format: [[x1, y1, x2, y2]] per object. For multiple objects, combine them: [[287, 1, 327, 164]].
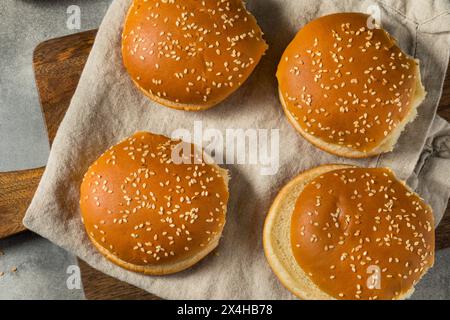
[[11, 267, 17, 273]]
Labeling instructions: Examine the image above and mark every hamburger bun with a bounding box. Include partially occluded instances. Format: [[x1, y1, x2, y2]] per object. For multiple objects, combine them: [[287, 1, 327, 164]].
[[276, 13, 426, 158], [263, 164, 435, 300], [122, 0, 268, 111], [80, 131, 229, 275]]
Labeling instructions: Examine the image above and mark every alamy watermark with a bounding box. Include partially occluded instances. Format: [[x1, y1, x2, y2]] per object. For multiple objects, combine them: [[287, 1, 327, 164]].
[[66, 5, 81, 30], [366, 4, 381, 29], [66, 265, 82, 290], [366, 265, 381, 290], [170, 121, 280, 176]]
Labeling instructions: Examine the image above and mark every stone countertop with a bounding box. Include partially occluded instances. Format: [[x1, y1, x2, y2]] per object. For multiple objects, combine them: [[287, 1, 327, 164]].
[[0, 0, 112, 171], [0, 233, 84, 300]]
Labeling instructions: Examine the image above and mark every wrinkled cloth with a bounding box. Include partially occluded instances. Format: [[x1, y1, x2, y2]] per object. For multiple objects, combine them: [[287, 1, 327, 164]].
[[24, 0, 450, 299]]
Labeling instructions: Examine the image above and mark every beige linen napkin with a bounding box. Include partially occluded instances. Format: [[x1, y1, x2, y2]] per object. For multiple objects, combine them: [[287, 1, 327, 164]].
[[24, 0, 450, 299]]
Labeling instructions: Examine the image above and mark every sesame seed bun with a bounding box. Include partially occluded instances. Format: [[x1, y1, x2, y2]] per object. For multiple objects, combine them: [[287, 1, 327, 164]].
[[263, 164, 435, 300], [80, 132, 229, 275], [276, 13, 426, 158], [122, 0, 268, 111]]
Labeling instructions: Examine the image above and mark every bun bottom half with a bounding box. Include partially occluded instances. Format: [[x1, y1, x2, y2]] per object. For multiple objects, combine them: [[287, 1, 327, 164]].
[[262, 164, 417, 300]]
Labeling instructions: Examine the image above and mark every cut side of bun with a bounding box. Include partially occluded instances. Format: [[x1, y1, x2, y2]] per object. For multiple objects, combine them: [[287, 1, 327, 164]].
[[263, 164, 433, 300], [264, 165, 348, 300]]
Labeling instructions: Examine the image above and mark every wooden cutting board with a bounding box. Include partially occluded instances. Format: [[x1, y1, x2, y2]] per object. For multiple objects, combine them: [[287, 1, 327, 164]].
[[0, 30, 449, 297]]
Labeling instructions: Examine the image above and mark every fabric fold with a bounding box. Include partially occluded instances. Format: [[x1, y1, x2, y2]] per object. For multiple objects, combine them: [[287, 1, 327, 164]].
[[408, 116, 450, 225]]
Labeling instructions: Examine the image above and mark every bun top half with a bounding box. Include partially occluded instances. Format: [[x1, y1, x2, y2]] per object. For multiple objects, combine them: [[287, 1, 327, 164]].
[[277, 13, 425, 157], [80, 132, 229, 273], [291, 167, 434, 299], [122, 0, 268, 110]]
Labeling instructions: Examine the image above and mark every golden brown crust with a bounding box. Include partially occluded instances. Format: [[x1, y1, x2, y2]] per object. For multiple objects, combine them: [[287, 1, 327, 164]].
[[263, 164, 435, 300], [279, 89, 379, 158], [131, 79, 215, 111], [291, 167, 434, 300], [80, 132, 229, 275], [122, 0, 268, 111], [88, 232, 221, 275], [277, 13, 426, 157]]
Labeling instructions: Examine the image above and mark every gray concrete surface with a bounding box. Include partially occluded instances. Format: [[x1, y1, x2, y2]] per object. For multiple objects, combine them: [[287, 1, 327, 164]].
[[0, 0, 112, 171], [0, 233, 84, 299]]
